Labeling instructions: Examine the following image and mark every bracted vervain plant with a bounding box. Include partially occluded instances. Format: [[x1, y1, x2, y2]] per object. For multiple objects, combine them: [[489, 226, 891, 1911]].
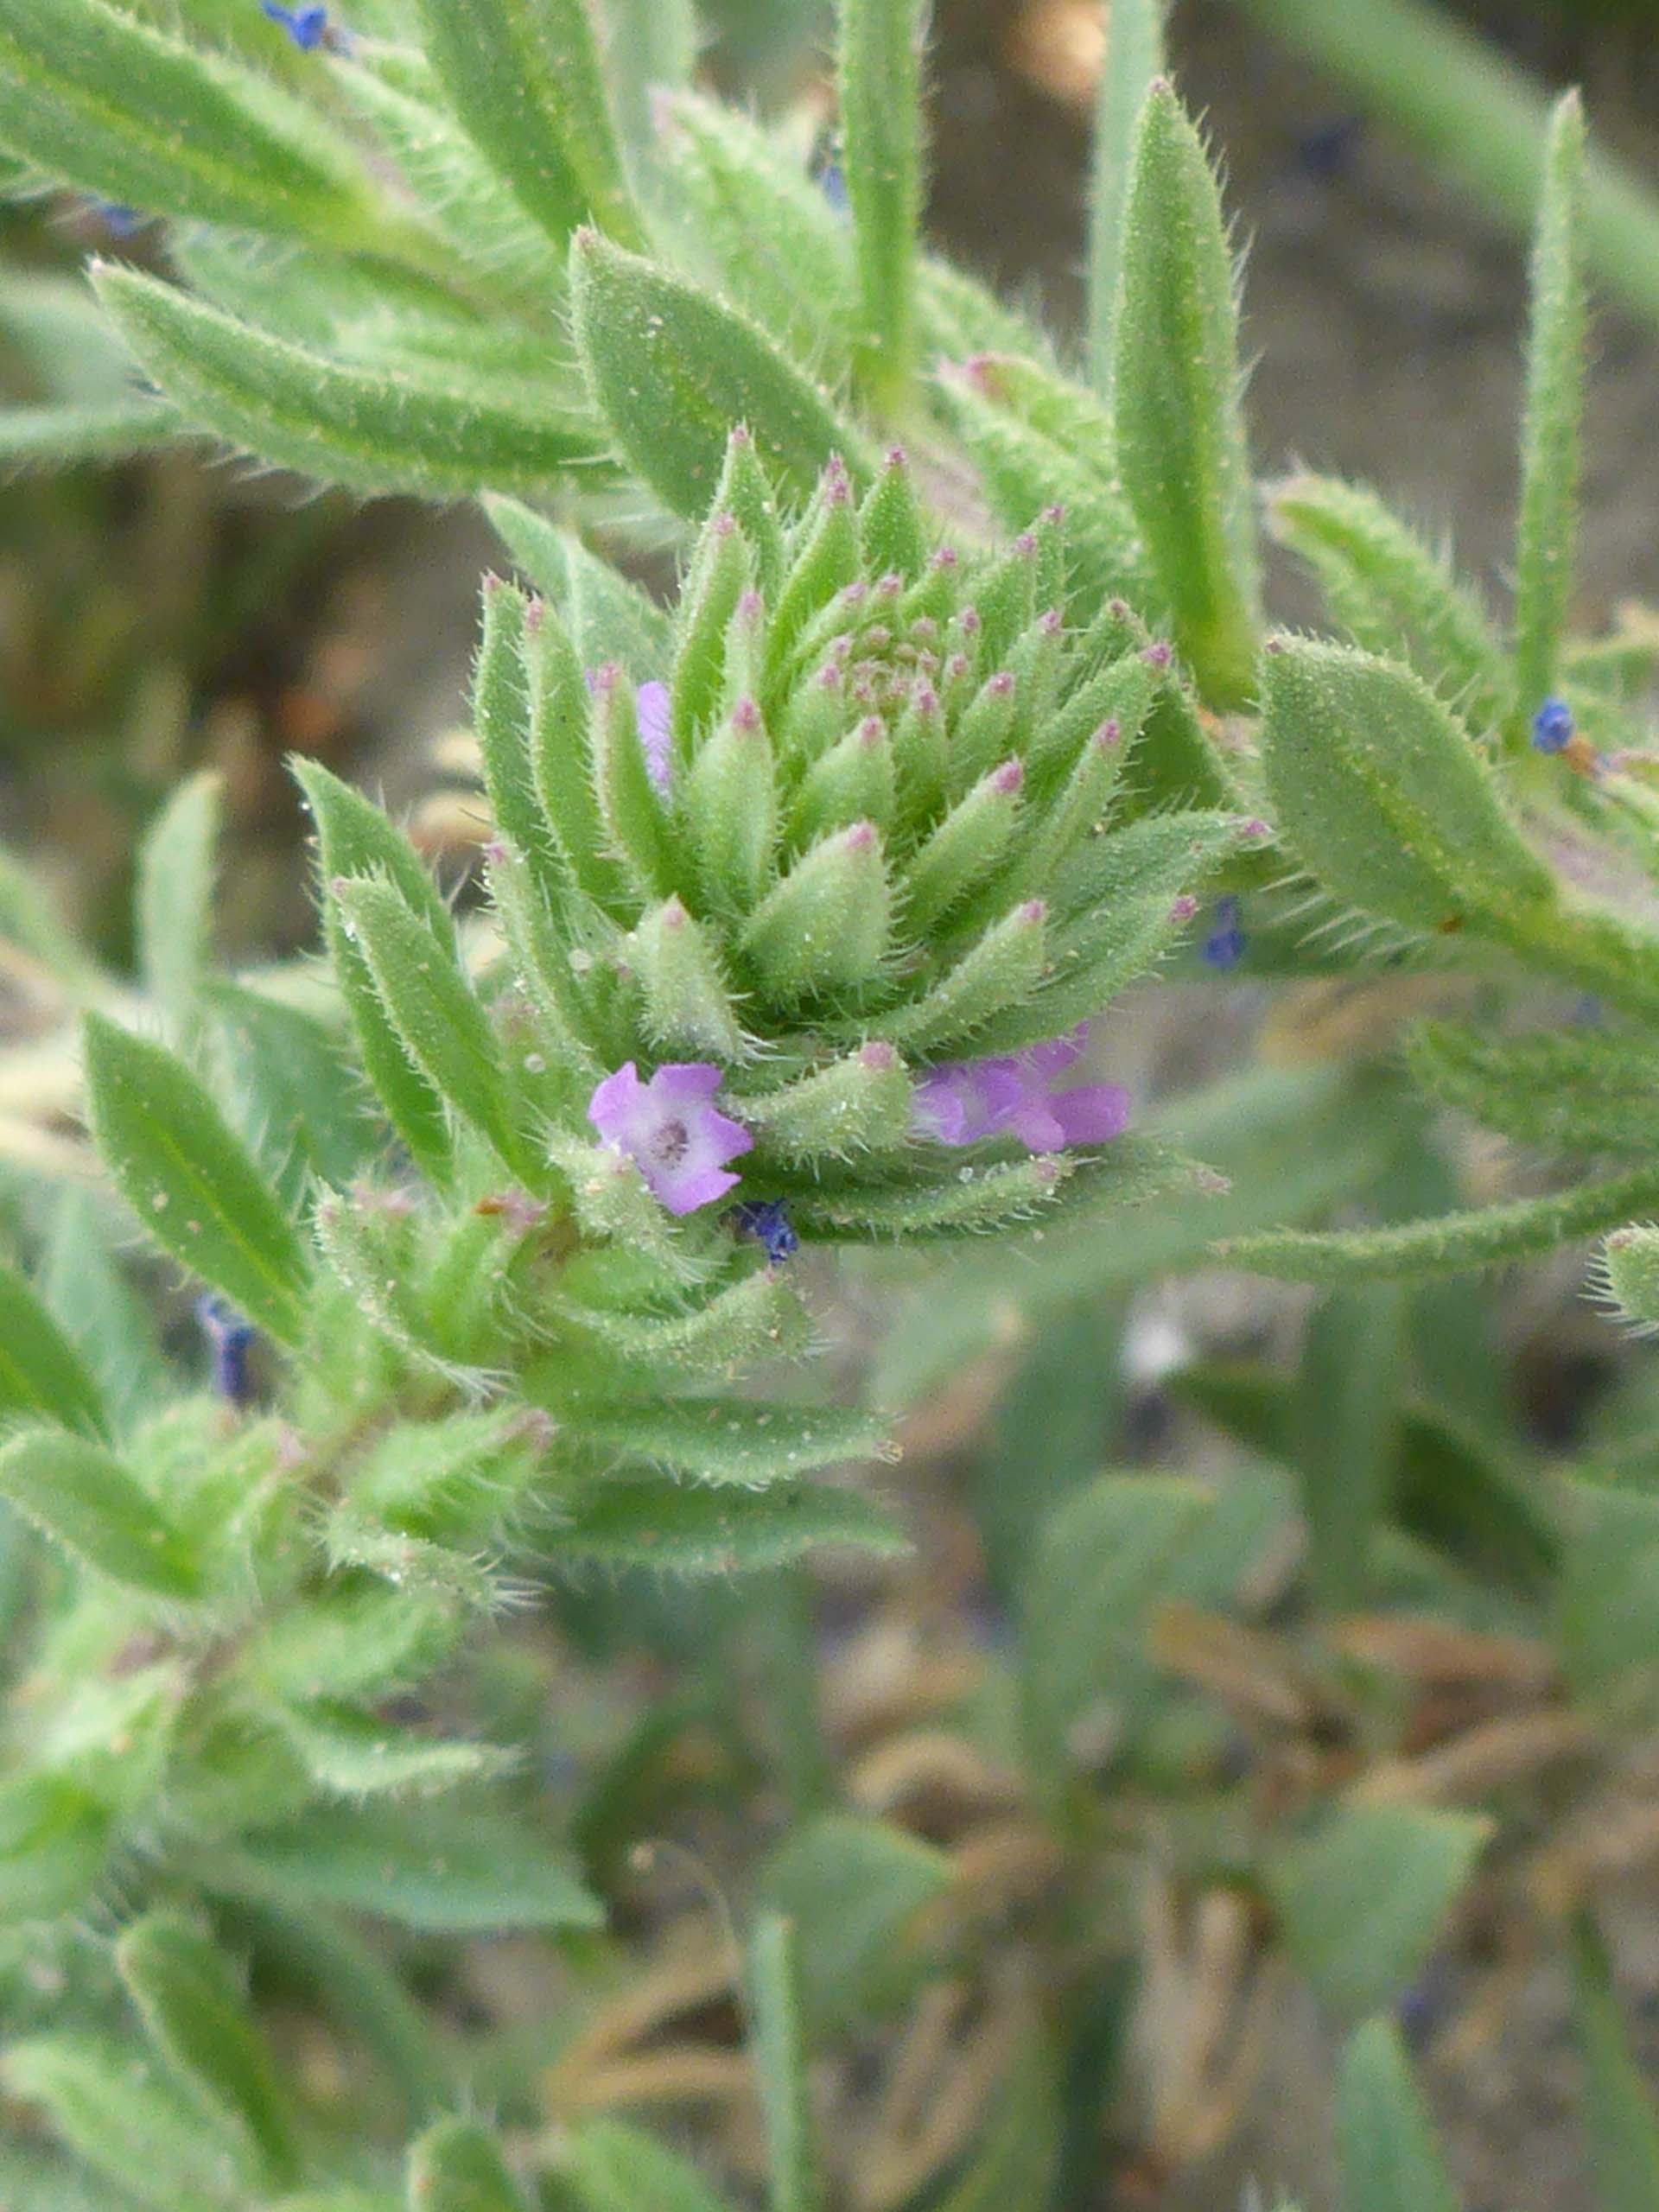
[[6, 0, 1659, 2204]]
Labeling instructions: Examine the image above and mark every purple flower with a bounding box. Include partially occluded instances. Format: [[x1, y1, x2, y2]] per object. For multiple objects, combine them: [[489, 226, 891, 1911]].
[[912, 1025, 1130, 1153], [1532, 696, 1575, 753], [636, 679, 673, 794], [96, 202, 145, 239], [261, 2, 329, 50], [732, 1198, 799, 1265], [588, 1061, 753, 1215]]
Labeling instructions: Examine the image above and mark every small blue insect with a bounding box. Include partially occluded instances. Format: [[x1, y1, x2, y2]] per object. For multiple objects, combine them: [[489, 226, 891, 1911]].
[[1531, 696, 1575, 753], [732, 1199, 799, 1267], [261, 1, 330, 50], [1202, 896, 1247, 971], [196, 1294, 259, 1407]]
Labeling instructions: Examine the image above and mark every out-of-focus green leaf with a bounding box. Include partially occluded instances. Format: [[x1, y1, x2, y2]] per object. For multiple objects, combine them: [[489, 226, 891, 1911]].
[[238, 1800, 602, 1933], [1268, 1802, 1490, 2020], [136, 770, 219, 1038], [759, 1815, 951, 2039], [117, 1914, 301, 2190], [0, 1256, 109, 1437], [0, 1427, 199, 1597], [1336, 2018, 1464, 2212]]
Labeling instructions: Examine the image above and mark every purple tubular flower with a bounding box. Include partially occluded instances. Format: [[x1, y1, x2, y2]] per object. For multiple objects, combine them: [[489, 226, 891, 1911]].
[[636, 679, 673, 794], [1203, 896, 1247, 970], [588, 1061, 753, 1215], [912, 1024, 1130, 1153], [732, 1198, 799, 1265], [261, 2, 329, 50]]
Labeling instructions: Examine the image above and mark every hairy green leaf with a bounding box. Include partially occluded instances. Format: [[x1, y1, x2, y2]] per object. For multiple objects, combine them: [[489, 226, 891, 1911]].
[[1224, 1165, 1659, 1284], [1515, 92, 1588, 721], [83, 1012, 311, 1344], [1115, 83, 1260, 705], [94, 267, 601, 501], [570, 231, 864, 523], [0, 1427, 199, 1596], [414, 0, 644, 251], [0, 0, 390, 248], [556, 1478, 908, 1575]]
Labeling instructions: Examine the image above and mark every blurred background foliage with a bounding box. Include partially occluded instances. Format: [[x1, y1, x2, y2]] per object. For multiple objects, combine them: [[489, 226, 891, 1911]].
[[6, 4, 1659, 2208]]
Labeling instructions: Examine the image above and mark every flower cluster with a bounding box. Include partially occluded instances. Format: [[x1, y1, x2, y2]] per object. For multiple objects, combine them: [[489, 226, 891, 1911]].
[[463, 437, 1252, 1253]]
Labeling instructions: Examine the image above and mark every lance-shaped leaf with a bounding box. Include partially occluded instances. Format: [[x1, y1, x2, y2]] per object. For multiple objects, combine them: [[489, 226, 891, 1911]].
[[292, 759, 454, 1181], [1268, 474, 1511, 738], [137, 769, 219, 1036], [415, 0, 643, 251], [1260, 637, 1554, 932], [556, 1478, 908, 1575], [1115, 83, 1261, 706], [837, 0, 927, 404], [0, 1427, 200, 1597], [749, 1912, 821, 2212], [95, 268, 602, 502], [1336, 2019, 1464, 2212], [333, 878, 534, 1181], [82, 1013, 310, 1344], [118, 1915, 301, 2190], [0, 1259, 108, 1438], [1225, 1163, 1659, 1284], [0, 0, 391, 250], [1086, 0, 1166, 390], [407, 2119, 529, 2212], [570, 231, 865, 523], [1514, 92, 1588, 722]]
